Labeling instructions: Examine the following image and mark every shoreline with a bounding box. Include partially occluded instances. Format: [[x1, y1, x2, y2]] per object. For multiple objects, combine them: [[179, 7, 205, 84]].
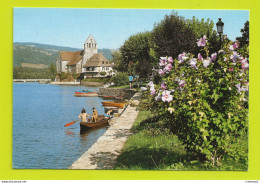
[[69, 92, 141, 169]]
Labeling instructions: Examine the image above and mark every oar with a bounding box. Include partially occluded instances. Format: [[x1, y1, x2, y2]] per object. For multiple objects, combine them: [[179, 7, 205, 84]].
[[64, 120, 80, 127]]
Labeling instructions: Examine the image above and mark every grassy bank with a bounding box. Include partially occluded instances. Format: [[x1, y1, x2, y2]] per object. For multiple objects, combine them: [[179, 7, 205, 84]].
[[114, 110, 248, 170]]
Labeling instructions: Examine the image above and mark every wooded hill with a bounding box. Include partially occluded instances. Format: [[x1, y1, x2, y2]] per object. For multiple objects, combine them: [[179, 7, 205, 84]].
[[13, 42, 114, 67]]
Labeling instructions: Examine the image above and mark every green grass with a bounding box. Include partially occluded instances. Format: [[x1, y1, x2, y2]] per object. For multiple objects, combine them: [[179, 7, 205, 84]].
[[114, 110, 248, 170]]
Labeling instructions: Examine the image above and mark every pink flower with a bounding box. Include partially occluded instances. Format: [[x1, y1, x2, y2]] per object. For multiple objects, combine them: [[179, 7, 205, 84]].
[[164, 64, 173, 72], [189, 58, 197, 68], [211, 52, 217, 61], [150, 89, 156, 96], [230, 51, 240, 62], [155, 93, 162, 101], [148, 81, 154, 87], [158, 69, 165, 75], [233, 41, 239, 49], [242, 61, 249, 70], [229, 68, 234, 72], [198, 53, 203, 61], [203, 58, 211, 68], [161, 82, 166, 90], [162, 90, 173, 102], [197, 35, 207, 47], [159, 57, 167, 67], [168, 57, 174, 63], [229, 45, 234, 51], [179, 80, 186, 88], [178, 52, 189, 64]]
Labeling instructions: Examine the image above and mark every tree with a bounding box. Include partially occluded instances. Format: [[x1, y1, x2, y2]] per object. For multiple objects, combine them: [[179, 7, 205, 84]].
[[120, 32, 153, 79], [236, 21, 249, 48], [150, 14, 197, 60], [110, 50, 127, 72]]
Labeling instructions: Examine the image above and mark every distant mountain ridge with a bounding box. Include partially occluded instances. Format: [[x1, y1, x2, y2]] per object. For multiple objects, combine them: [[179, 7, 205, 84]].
[[13, 42, 115, 67]]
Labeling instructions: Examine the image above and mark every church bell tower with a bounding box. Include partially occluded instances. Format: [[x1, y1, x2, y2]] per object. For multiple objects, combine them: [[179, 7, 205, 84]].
[[82, 34, 98, 72]]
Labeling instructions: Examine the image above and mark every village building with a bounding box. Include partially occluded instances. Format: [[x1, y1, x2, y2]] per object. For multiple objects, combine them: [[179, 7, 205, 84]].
[[56, 34, 114, 78]]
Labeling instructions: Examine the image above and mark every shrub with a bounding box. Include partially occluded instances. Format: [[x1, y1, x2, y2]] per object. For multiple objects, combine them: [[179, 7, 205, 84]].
[[100, 71, 107, 76], [110, 72, 129, 86], [146, 36, 249, 167]]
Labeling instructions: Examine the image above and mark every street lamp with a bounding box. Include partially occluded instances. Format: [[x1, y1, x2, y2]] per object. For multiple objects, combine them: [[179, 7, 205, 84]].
[[216, 18, 224, 48]]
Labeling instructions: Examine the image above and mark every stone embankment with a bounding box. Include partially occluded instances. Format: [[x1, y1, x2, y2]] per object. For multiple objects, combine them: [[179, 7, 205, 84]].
[[69, 92, 141, 169], [98, 88, 136, 99]]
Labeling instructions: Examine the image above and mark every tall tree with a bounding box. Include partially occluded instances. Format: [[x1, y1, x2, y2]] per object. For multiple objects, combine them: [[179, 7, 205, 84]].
[[236, 21, 249, 47], [120, 32, 153, 79], [150, 14, 196, 59]]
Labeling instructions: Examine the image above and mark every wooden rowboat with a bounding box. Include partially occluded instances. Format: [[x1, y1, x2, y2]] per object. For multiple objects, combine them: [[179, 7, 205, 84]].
[[103, 96, 115, 100], [80, 115, 109, 131], [101, 101, 125, 108], [74, 92, 98, 97]]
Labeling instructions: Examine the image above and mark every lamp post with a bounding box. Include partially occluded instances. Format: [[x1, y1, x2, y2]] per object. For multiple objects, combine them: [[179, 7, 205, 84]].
[[216, 18, 224, 48]]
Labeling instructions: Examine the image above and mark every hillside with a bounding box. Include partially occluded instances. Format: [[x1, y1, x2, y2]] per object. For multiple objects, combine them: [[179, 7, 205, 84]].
[[13, 42, 114, 67]]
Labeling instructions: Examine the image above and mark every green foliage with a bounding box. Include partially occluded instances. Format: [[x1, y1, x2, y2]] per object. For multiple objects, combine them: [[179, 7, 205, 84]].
[[120, 32, 153, 79], [236, 21, 249, 48], [99, 71, 106, 76], [150, 14, 196, 60], [110, 72, 129, 86], [146, 37, 249, 168], [13, 67, 53, 79]]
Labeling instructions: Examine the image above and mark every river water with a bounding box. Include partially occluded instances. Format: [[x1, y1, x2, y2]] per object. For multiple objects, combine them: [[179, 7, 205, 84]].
[[13, 82, 108, 169]]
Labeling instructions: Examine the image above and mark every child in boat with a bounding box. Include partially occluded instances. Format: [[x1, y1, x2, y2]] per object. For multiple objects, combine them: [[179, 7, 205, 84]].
[[78, 108, 90, 122], [104, 109, 113, 119], [91, 108, 98, 122]]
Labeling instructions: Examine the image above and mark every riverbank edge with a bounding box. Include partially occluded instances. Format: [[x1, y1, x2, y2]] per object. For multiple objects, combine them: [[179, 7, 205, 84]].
[[69, 92, 141, 169]]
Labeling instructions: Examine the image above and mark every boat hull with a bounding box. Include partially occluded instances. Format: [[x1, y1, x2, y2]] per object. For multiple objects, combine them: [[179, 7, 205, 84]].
[[101, 101, 125, 108], [74, 93, 98, 97], [80, 115, 109, 131]]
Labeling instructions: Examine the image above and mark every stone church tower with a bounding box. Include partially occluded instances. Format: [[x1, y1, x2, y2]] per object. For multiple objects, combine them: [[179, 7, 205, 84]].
[[82, 34, 98, 72]]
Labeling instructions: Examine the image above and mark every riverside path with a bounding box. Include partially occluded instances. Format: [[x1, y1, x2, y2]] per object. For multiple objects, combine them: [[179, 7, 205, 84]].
[[69, 92, 141, 169]]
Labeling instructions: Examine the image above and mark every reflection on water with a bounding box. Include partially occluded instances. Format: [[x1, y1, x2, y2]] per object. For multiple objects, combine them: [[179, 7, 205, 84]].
[[13, 83, 109, 169]]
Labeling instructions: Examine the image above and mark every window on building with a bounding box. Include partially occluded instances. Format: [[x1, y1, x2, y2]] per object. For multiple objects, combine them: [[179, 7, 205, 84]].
[[102, 61, 104, 64]]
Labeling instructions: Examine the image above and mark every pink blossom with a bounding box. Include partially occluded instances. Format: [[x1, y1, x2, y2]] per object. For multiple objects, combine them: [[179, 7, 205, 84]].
[[218, 50, 226, 54], [198, 53, 203, 61], [159, 57, 167, 66], [158, 69, 165, 75], [150, 89, 156, 96], [230, 51, 240, 62], [242, 61, 249, 70], [164, 64, 173, 72], [229, 68, 234, 72], [229, 45, 234, 51], [148, 81, 154, 87], [168, 57, 174, 63], [161, 82, 166, 90], [162, 90, 173, 102], [197, 35, 207, 47], [233, 41, 239, 49], [178, 52, 189, 63], [179, 80, 186, 88], [155, 93, 162, 101], [211, 52, 217, 61], [203, 58, 211, 68], [189, 58, 197, 68]]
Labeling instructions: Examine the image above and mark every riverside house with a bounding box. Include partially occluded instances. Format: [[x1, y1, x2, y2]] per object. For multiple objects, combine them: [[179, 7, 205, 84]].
[[56, 34, 114, 78]]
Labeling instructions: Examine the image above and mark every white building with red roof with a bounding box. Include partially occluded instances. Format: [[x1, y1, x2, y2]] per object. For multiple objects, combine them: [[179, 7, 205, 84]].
[[56, 34, 113, 78]]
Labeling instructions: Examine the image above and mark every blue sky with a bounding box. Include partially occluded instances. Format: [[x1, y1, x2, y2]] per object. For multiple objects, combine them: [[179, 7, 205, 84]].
[[13, 8, 249, 49]]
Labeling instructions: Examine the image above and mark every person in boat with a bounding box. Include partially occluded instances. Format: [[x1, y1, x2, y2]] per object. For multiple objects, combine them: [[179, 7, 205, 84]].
[[104, 109, 113, 119], [91, 108, 98, 122], [78, 108, 90, 122]]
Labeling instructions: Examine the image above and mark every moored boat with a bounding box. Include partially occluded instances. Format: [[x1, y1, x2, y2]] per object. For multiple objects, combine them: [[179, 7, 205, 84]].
[[80, 115, 109, 131], [74, 93, 98, 97], [103, 96, 115, 100], [101, 101, 125, 108], [74, 90, 98, 97]]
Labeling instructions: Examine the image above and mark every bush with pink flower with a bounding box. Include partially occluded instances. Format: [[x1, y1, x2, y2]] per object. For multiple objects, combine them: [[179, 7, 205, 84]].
[[145, 35, 249, 167]]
